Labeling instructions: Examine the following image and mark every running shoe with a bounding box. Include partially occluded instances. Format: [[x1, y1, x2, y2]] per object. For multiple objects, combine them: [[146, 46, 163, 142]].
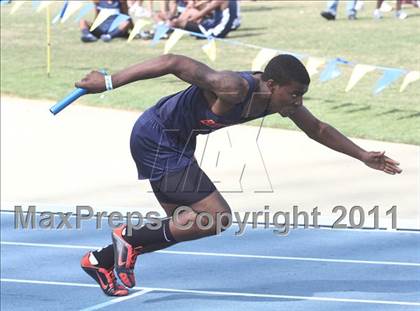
[[81, 252, 129, 296], [112, 225, 142, 288]]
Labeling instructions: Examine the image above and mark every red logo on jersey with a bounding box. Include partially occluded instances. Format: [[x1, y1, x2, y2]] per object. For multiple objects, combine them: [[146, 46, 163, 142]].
[[200, 119, 226, 128]]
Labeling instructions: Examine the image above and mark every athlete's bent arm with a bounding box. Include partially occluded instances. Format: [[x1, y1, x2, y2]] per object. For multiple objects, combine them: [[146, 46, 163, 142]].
[[289, 106, 402, 175], [75, 54, 248, 104]]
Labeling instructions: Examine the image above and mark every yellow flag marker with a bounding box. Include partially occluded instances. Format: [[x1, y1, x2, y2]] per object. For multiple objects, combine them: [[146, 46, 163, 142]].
[[345, 64, 376, 92], [252, 48, 278, 71], [202, 39, 217, 62], [90, 10, 115, 32], [305, 57, 326, 77], [164, 29, 186, 54], [400, 71, 420, 92], [127, 19, 150, 43], [61, 1, 84, 23], [10, 0, 26, 15]]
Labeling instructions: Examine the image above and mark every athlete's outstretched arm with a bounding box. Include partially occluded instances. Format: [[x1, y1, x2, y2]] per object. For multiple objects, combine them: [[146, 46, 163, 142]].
[[75, 54, 248, 104], [289, 106, 402, 175]]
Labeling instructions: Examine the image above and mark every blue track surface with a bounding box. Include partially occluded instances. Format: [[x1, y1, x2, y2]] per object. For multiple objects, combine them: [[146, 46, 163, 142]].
[[1, 212, 419, 310]]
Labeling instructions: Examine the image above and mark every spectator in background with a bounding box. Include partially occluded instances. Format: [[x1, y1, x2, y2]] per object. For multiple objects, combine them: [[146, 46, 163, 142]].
[[170, 0, 238, 38], [80, 0, 132, 43], [374, 0, 411, 19], [320, 0, 358, 20]]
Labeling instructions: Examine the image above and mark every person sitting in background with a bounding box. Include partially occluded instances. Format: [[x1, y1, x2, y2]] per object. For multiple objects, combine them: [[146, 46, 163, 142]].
[[170, 0, 237, 38], [80, 0, 132, 43]]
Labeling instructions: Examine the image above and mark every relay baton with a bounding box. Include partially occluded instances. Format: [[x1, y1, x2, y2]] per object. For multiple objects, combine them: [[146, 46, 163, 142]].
[[49, 88, 87, 115]]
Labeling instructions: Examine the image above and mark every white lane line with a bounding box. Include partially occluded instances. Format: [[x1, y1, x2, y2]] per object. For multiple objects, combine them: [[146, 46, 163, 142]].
[[1, 278, 420, 307], [79, 289, 153, 311], [2, 241, 420, 267]]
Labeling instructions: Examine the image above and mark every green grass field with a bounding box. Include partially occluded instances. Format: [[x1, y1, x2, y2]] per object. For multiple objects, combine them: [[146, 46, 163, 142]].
[[1, 1, 419, 144]]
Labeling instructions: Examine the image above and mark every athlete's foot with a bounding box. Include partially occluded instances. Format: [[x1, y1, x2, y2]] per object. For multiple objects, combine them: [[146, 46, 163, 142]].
[[81, 252, 129, 296], [112, 225, 142, 288]]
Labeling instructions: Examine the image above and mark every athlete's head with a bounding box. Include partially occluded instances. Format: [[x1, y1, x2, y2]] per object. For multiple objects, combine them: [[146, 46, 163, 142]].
[[262, 54, 310, 117]]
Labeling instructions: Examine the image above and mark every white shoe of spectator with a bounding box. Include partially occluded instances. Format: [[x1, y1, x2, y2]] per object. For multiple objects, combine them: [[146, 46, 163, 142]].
[[380, 2, 393, 13], [355, 1, 364, 11], [395, 10, 408, 20], [373, 9, 383, 19]]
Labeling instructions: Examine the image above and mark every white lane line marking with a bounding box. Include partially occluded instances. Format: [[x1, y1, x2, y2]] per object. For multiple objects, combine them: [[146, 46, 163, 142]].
[[79, 289, 153, 311], [2, 241, 420, 267], [1, 278, 420, 306]]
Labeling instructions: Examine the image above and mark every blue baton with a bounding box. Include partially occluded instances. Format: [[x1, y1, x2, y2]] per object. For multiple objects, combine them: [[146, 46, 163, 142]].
[[49, 88, 88, 115]]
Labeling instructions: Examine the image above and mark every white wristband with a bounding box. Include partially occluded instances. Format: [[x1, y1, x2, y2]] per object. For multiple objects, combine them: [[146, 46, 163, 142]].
[[104, 75, 113, 91]]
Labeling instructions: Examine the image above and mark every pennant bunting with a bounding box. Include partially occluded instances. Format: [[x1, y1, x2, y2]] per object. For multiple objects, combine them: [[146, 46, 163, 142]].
[[74, 2, 95, 23], [399, 71, 420, 92], [61, 1, 83, 23], [164, 29, 186, 54], [90, 9, 115, 32], [52, 0, 69, 24], [320, 59, 342, 82], [127, 19, 150, 43], [10, 1, 26, 14], [151, 24, 170, 46], [202, 38, 217, 62], [305, 57, 326, 77], [373, 68, 405, 95], [36, 1, 53, 13], [252, 48, 278, 71], [345, 64, 376, 92], [108, 14, 130, 32]]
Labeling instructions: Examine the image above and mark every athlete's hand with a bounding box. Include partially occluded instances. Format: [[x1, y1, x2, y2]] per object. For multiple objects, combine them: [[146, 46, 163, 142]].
[[362, 151, 402, 175], [75, 71, 106, 94]]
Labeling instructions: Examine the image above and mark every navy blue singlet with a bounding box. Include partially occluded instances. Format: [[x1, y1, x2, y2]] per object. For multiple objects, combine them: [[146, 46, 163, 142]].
[[130, 72, 269, 181]]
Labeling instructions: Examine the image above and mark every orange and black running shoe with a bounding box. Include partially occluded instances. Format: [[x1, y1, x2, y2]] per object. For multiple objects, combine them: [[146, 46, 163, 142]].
[[81, 252, 129, 296], [112, 225, 142, 288]]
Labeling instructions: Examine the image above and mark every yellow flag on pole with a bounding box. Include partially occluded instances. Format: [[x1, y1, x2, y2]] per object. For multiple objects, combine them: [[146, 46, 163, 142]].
[[202, 39, 217, 62], [252, 48, 278, 71], [90, 10, 115, 32], [399, 71, 420, 92], [10, 0, 26, 15], [164, 29, 186, 54], [305, 57, 326, 77], [345, 64, 376, 92], [127, 19, 150, 43], [61, 1, 84, 23]]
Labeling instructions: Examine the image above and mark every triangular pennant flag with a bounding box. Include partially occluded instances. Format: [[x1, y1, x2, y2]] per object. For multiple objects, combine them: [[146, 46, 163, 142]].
[[61, 1, 83, 23], [90, 9, 115, 32], [305, 57, 326, 77], [164, 29, 186, 54], [74, 2, 95, 23], [400, 71, 420, 92], [10, 0, 26, 14], [320, 59, 342, 82], [151, 24, 170, 46], [127, 19, 150, 43], [202, 38, 217, 62], [373, 68, 405, 95], [252, 48, 278, 71], [36, 1, 53, 13], [108, 14, 130, 32], [345, 64, 376, 92], [52, 0, 69, 24]]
